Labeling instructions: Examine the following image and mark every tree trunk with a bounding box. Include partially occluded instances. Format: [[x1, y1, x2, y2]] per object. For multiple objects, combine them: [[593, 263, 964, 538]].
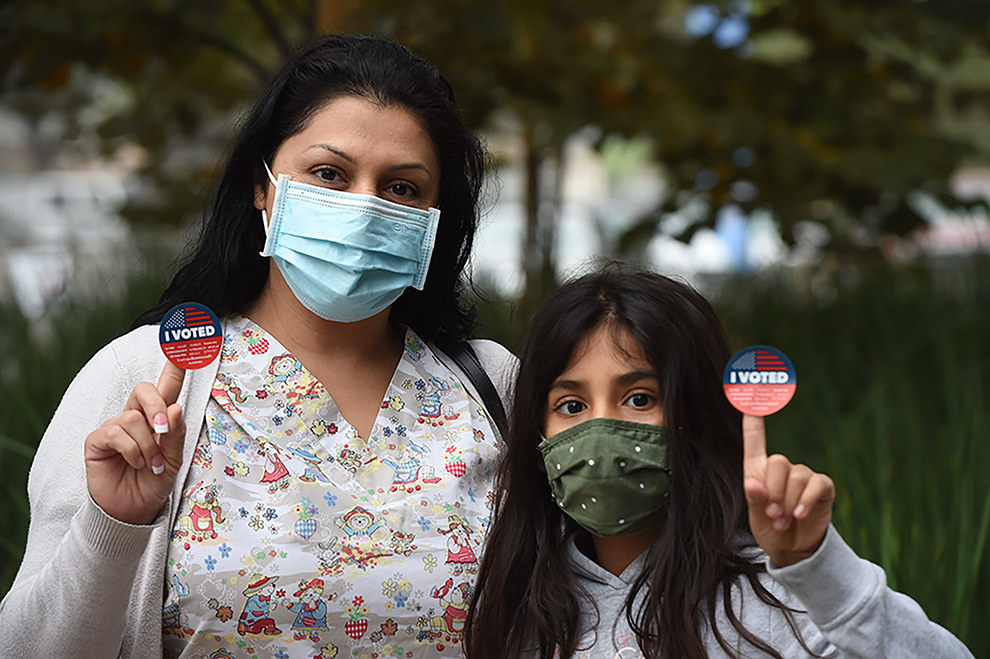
[[522, 120, 542, 298], [315, 0, 366, 33], [541, 140, 565, 287], [519, 121, 565, 317]]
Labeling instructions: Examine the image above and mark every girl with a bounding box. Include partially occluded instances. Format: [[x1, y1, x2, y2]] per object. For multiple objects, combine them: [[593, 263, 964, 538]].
[[465, 267, 972, 658]]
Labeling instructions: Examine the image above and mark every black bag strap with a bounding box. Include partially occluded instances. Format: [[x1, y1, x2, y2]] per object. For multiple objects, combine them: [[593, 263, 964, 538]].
[[435, 338, 508, 439]]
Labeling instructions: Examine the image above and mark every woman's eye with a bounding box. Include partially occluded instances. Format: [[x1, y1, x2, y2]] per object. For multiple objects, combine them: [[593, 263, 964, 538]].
[[559, 400, 586, 416], [626, 393, 654, 409], [387, 182, 415, 198], [315, 167, 341, 183]]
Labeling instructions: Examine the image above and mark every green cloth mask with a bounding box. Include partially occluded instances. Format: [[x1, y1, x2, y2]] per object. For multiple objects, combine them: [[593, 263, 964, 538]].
[[538, 418, 670, 537]]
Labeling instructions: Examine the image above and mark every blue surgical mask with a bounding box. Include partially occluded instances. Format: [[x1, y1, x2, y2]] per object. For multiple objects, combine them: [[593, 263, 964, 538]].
[[259, 163, 440, 322]]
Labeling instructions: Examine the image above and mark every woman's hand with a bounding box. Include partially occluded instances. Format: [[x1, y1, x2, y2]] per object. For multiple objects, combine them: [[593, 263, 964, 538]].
[[742, 414, 835, 567], [84, 361, 187, 525]]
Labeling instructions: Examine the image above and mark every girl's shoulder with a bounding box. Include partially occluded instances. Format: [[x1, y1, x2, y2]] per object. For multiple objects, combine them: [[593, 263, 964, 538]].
[[711, 537, 832, 656]]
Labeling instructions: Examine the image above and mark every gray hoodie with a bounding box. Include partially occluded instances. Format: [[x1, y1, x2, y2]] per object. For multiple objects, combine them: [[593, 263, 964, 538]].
[[565, 525, 973, 658]]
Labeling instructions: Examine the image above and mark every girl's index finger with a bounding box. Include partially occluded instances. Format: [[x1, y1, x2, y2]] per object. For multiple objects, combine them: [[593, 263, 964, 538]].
[[742, 413, 767, 467], [157, 360, 187, 407]]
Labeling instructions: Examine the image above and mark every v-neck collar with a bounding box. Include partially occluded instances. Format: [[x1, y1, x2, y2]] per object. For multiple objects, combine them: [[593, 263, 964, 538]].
[[215, 314, 416, 443]]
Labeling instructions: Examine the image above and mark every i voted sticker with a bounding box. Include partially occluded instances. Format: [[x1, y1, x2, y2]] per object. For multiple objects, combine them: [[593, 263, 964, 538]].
[[159, 302, 222, 369], [723, 345, 796, 416]]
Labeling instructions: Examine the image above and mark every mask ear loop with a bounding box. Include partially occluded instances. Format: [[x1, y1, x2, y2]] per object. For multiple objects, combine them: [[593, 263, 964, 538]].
[[260, 161, 279, 238]]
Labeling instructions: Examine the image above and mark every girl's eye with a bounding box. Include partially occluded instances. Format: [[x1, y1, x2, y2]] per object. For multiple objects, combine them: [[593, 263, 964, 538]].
[[625, 393, 654, 409], [558, 400, 586, 416]]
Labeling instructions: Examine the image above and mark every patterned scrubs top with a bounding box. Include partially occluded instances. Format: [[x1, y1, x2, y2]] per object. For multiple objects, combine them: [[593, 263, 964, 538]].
[[162, 316, 500, 659]]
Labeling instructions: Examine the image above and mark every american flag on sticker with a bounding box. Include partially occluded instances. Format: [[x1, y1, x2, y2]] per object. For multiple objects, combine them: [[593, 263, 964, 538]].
[[731, 348, 788, 371], [163, 306, 215, 330]]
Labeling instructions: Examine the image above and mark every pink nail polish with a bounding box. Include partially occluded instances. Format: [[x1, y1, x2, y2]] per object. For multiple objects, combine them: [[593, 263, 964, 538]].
[[151, 455, 165, 475], [153, 413, 169, 435]]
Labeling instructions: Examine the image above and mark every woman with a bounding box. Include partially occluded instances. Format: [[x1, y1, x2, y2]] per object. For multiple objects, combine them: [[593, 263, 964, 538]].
[[0, 35, 515, 658], [465, 267, 972, 658]]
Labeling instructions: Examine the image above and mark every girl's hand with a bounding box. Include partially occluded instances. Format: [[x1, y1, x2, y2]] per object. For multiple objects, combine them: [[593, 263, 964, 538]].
[[84, 361, 187, 525], [742, 414, 835, 567]]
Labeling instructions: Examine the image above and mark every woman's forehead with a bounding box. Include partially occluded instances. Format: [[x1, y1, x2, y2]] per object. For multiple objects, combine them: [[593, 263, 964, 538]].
[[280, 95, 438, 168]]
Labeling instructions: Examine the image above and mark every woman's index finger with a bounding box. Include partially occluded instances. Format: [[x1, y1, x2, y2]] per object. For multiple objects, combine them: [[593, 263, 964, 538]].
[[157, 360, 187, 406], [742, 413, 767, 464]]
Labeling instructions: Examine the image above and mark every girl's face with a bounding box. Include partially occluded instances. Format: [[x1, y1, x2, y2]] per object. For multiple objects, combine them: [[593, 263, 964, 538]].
[[254, 94, 441, 214], [544, 324, 664, 437]]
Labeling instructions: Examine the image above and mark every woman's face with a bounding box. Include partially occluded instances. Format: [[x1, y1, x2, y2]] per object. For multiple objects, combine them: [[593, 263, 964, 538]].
[[254, 94, 441, 214], [544, 324, 664, 438]]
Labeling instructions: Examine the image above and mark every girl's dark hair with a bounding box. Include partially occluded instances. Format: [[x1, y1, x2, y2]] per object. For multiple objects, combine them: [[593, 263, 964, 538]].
[[132, 34, 488, 341], [465, 265, 812, 659]]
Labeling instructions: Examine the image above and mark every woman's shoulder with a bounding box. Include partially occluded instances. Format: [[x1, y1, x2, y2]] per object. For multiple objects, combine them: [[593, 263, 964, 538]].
[[466, 338, 518, 373], [73, 320, 226, 401], [425, 336, 517, 429], [68, 324, 164, 388], [465, 338, 518, 392], [39, 325, 166, 432], [106, 323, 162, 359]]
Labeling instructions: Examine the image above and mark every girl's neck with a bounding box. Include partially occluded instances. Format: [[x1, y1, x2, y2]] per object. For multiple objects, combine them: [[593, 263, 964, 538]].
[[589, 525, 659, 577]]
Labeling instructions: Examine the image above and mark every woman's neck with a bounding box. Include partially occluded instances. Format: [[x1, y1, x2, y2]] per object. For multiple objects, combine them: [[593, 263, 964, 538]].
[[245, 266, 400, 360], [589, 525, 659, 577]]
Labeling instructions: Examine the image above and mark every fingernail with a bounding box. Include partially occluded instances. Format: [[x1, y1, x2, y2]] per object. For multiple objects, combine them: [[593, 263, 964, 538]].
[[151, 455, 165, 475], [153, 413, 169, 434], [766, 503, 782, 518], [794, 504, 807, 518], [774, 516, 789, 531]]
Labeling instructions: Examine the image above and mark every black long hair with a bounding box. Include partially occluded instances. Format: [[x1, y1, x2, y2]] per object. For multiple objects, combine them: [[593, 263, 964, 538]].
[[132, 34, 488, 341], [465, 266, 814, 658]]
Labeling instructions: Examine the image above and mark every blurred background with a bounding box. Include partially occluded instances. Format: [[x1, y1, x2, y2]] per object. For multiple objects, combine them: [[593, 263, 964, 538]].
[[1, 1, 988, 652]]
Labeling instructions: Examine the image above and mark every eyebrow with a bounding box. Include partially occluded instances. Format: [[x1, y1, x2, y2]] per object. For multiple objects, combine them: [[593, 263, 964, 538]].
[[548, 370, 658, 392], [305, 143, 434, 178]]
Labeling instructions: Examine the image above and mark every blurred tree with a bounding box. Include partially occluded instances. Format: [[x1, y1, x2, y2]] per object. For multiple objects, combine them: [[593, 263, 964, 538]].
[[0, 0, 314, 227], [599, 0, 990, 258], [2, 0, 988, 304], [371, 0, 990, 298]]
